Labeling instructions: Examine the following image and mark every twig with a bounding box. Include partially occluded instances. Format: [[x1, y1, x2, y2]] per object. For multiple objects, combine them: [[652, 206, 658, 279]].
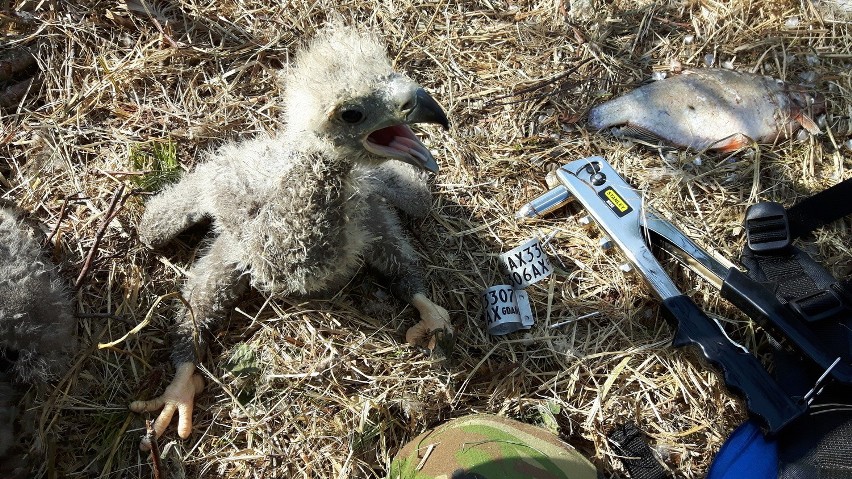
[[145, 420, 163, 479], [152, 17, 180, 49], [94, 169, 150, 176], [43, 193, 84, 248], [74, 185, 128, 289], [486, 57, 595, 107], [75, 312, 131, 323]]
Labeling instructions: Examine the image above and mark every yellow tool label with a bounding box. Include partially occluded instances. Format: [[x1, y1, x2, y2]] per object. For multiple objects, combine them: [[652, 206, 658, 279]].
[[599, 187, 633, 217]]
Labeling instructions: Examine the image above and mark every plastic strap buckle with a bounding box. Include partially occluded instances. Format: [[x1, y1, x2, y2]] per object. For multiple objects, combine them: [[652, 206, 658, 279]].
[[788, 284, 847, 323], [745, 202, 792, 253]]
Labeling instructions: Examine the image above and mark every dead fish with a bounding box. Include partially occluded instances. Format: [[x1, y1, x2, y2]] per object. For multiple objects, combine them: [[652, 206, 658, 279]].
[[588, 68, 824, 152]]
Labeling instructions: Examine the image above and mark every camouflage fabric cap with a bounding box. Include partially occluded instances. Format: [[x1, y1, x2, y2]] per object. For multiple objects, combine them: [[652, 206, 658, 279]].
[[389, 414, 599, 479]]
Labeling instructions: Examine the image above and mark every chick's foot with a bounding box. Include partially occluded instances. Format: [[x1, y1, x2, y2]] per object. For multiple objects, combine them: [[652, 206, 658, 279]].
[[129, 362, 204, 450], [406, 293, 454, 353]]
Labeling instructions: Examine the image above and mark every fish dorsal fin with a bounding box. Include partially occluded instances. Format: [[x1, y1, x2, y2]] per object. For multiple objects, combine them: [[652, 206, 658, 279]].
[[796, 112, 822, 135]]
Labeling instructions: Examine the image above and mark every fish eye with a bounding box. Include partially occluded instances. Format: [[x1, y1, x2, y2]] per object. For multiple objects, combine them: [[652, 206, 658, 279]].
[[339, 108, 365, 124]]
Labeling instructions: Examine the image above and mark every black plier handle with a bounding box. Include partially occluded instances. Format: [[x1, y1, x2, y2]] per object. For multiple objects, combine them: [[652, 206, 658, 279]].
[[644, 213, 852, 386], [518, 156, 806, 433]]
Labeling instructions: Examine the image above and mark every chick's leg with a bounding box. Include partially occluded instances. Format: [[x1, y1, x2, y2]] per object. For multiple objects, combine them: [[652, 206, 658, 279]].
[[363, 197, 452, 349], [367, 162, 432, 219], [405, 293, 453, 351], [137, 170, 212, 249], [130, 233, 248, 448]]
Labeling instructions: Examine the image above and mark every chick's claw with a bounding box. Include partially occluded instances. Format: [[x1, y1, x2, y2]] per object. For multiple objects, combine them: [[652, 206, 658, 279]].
[[406, 318, 443, 349], [130, 363, 204, 450], [406, 294, 454, 353]]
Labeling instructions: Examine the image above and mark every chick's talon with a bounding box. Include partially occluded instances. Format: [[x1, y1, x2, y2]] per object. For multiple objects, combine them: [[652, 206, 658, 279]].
[[405, 319, 436, 349], [406, 295, 453, 351], [129, 363, 204, 450]]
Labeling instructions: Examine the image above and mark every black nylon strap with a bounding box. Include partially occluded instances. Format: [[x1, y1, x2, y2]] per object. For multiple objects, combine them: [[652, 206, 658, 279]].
[[741, 245, 849, 325], [742, 178, 852, 321], [753, 181, 852, 477], [787, 178, 852, 240], [772, 345, 852, 479], [843, 279, 852, 300], [748, 251, 838, 302], [608, 422, 671, 479]]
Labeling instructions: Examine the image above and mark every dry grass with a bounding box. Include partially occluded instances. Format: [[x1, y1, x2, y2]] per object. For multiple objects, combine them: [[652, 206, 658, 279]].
[[2, 0, 851, 477]]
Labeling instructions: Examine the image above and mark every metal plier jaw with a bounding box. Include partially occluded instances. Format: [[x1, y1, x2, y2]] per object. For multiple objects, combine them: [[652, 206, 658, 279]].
[[517, 156, 807, 434]]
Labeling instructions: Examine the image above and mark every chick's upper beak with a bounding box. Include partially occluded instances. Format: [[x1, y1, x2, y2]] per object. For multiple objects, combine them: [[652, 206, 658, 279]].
[[404, 88, 449, 130]]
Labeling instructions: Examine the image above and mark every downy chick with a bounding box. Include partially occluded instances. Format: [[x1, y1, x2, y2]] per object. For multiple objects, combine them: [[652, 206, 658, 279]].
[[130, 24, 452, 446], [0, 206, 76, 385], [0, 205, 76, 469]]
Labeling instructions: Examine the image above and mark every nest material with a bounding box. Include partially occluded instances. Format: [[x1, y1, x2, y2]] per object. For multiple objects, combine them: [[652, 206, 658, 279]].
[[1, 0, 851, 477]]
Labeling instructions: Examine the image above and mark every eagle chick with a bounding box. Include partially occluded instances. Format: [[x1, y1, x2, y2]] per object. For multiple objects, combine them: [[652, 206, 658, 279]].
[[0, 206, 76, 385], [130, 24, 452, 445], [0, 206, 76, 464]]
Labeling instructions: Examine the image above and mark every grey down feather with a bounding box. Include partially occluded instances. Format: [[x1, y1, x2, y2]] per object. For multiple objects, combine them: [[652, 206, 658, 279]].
[[0, 206, 76, 384], [0, 205, 76, 460]]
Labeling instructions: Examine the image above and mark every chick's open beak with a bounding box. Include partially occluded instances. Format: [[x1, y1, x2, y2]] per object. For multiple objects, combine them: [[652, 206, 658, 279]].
[[364, 87, 448, 173]]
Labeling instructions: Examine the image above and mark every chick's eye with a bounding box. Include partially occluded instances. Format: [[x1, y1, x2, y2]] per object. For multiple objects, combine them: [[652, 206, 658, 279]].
[[339, 108, 365, 124]]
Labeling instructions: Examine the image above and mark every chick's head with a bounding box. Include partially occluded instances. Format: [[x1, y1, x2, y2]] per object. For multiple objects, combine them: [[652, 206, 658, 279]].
[[283, 24, 448, 172]]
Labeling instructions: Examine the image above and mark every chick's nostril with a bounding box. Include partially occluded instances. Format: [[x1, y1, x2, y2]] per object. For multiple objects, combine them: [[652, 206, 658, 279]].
[[400, 98, 415, 113]]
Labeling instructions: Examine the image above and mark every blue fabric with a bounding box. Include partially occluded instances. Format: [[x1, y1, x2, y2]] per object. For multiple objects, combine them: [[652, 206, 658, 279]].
[[708, 420, 778, 479]]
